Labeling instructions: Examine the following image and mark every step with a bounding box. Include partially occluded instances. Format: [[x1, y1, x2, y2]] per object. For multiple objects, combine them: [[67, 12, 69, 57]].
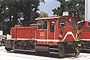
[[49, 48, 58, 50], [49, 52, 59, 54], [80, 49, 90, 51], [88, 47, 90, 48]]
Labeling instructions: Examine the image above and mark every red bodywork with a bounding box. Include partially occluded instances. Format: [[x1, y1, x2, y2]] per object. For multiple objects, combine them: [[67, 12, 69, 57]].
[[11, 25, 37, 39], [11, 16, 80, 45], [79, 21, 90, 41]]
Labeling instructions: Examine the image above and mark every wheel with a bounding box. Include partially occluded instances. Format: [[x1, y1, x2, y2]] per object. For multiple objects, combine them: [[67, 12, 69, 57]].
[[58, 43, 65, 58]]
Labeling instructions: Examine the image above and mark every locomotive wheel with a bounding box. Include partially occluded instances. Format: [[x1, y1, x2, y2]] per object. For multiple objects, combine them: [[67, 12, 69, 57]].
[[58, 43, 65, 57]]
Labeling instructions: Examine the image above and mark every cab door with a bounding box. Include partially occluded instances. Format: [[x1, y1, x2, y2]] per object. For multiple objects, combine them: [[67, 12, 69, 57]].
[[58, 18, 66, 41], [59, 18, 66, 33], [48, 20, 55, 40]]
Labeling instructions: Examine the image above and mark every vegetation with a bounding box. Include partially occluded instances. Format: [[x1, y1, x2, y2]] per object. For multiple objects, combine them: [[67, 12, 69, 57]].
[[53, 0, 85, 20], [0, 0, 44, 34], [0, 0, 85, 34], [39, 12, 48, 17]]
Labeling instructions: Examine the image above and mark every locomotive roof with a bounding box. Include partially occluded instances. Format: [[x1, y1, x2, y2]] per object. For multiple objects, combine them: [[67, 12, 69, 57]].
[[35, 16, 80, 21], [35, 16, 59, 20]]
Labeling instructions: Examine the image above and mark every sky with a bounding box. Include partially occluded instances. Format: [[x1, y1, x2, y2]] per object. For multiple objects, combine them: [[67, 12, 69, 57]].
[[38, 0, 60, 16]]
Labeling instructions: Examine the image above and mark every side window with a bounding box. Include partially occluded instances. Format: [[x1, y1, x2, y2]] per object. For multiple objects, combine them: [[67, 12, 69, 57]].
[[43, 20, 47, 29], [38, 20, 48, 30], [72, 20, 77, 29], [50, 21, 55, 32], [59, 18, 66, 29], [38, 21, 42, 29]]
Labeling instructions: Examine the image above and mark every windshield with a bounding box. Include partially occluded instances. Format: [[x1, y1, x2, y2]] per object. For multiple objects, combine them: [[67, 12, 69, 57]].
[[72, 20, 77, 29], [38, 20, 48, 30], [59, 18, 66, 29]]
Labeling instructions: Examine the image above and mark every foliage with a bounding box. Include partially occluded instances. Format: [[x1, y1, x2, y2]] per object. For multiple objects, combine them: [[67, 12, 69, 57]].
[[53, 0, 85, 20], [39, 12, 48, 17], [0, 0, 44, 34]]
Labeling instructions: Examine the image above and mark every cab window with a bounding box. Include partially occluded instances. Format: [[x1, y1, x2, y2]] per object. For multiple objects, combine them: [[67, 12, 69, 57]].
[[38, 21, 42, 29], [50, 21, 55, 32], [79, 23, 82, 29], [72, 20, 77, 29], [59, 18, 66, 29], [38, 20, 48, 30], [43, 21, 47, 29]]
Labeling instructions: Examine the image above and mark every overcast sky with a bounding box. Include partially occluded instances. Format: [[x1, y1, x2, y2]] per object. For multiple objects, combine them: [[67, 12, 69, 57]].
[[38, 0, 60, 16]]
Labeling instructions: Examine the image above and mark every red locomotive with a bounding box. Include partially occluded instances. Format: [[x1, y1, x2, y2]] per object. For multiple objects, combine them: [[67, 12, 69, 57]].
[[77, 0, 90, 52], [78, 21, 90, 51], [5, 16, 80, 57]]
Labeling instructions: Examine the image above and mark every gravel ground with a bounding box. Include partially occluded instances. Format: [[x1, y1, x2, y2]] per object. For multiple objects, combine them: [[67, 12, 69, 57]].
[[0, 46, 90, 60]]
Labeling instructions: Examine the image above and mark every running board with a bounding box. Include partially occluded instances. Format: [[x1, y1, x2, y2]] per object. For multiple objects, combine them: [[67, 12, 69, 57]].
[[13, 49, 35, 52]]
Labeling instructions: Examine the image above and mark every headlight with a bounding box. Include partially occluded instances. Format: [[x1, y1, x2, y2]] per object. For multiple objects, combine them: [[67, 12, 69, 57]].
[[59, 34, 62, 38]]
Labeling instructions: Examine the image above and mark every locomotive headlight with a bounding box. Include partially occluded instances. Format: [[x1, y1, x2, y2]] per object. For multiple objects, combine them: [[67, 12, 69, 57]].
[[59, 34, 62, 38]]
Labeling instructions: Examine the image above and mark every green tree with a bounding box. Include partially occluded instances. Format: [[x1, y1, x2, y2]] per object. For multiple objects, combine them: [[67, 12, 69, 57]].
[[39, 12, 48, 17], [53, 0, 85, 20], [0, 0, 44, 34]]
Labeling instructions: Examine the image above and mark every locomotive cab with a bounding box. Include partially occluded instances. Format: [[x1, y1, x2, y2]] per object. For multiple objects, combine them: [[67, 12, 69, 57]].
[[36, 16, 80, 57], [36, 16, 79, 43]]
